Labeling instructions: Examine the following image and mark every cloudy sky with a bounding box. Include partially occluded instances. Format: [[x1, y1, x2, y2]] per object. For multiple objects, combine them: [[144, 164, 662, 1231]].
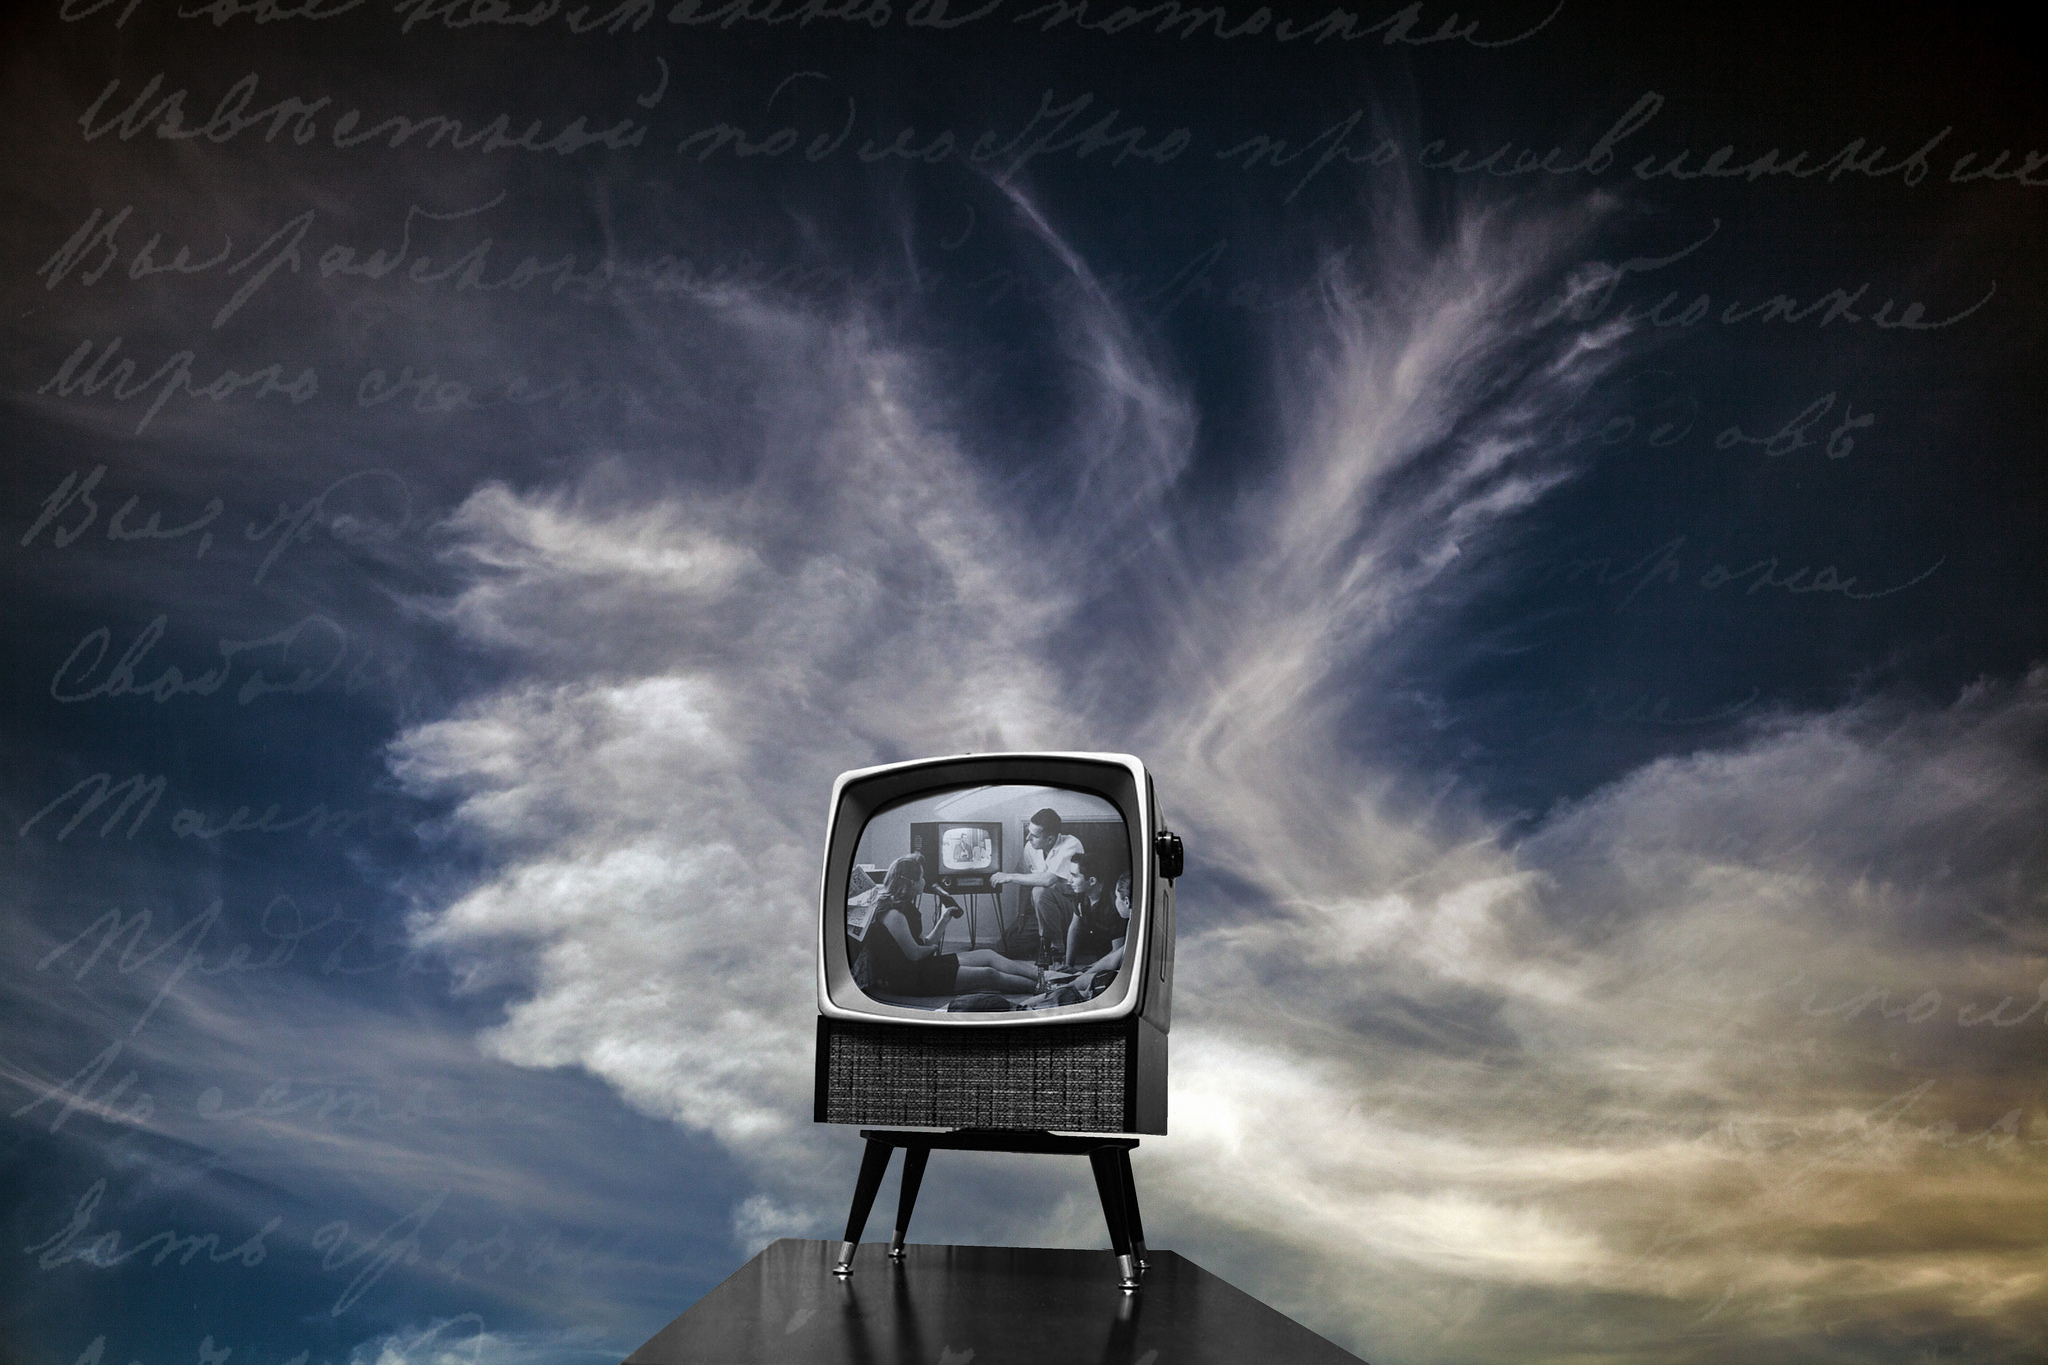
[[3, 4, 2044, 1363]]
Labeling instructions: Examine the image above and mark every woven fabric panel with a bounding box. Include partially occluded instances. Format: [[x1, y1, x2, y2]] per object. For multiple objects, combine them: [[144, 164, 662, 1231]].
[[822, 1021, 1131, 1131]]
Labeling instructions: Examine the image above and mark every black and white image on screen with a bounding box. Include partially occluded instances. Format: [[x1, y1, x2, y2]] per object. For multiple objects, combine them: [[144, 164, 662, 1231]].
[[846, 785, 1132, 1013]]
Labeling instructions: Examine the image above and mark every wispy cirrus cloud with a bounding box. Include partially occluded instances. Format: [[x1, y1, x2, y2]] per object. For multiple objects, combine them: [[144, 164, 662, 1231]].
[[388, 294, 1092, 1176], [386, 190, 2048, 1364], [1162, 667, 2048, 1361]]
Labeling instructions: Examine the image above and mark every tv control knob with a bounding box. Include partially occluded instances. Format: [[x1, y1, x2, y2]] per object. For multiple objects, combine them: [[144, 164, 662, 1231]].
[[1153, 830, 1183, 881]]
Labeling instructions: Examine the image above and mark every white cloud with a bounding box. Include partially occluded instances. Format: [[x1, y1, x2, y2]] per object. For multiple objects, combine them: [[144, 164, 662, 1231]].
[[389, 297, 1105, 1179], [1159, 671, 2048, 1361], [731, 1192, 828, 1258]]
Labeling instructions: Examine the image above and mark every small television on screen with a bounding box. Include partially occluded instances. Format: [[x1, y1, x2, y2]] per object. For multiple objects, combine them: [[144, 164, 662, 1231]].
[[816, 752, 1179, 1134], [911, 819, 1001, 890]]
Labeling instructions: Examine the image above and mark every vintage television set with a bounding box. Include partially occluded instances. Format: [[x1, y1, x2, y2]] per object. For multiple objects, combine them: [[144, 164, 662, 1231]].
[[816, 752, 1180, 1136]]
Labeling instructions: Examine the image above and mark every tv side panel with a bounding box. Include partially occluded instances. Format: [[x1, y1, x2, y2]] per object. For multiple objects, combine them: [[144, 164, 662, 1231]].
[[1132, 1014, 1168, 1133], [1140, 876, 1173, 1033]]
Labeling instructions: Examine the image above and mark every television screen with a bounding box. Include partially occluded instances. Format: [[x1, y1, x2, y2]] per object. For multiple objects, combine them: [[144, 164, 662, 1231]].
[[909, 819, 1003, 890], [845, 784, 1133, 1015], [939, 825, 995, 872]]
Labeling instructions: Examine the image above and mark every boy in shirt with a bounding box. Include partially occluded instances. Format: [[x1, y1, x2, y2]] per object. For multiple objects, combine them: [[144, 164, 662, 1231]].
[[1064, 851, 1127, 972], [992, 807, 1084, 967]]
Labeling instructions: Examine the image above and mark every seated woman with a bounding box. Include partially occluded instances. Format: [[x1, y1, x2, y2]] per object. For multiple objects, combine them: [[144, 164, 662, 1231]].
[[852, 855, 1045, 999]]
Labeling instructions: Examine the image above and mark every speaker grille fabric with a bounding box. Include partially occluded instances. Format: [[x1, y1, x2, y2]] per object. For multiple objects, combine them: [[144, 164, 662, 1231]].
[[821, 1020, 1132, 1131]]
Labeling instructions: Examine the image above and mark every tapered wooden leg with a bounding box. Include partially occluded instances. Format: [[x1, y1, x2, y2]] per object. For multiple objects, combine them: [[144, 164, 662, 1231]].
[[835, 1139, 895, 1275], [1117, 1149, 1148, 1270], [1089, 1148, 1140, 1291], [889, 1146, 930, 1259]]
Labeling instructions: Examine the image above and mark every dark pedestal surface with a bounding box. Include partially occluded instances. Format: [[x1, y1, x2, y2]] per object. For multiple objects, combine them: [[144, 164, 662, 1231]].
[[624, 1238, 1366, 1365]]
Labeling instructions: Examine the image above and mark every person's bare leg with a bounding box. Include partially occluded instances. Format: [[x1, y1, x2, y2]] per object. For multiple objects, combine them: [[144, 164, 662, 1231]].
[[955, 964, 1042, 993], [958, 948, 1040, 977]]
